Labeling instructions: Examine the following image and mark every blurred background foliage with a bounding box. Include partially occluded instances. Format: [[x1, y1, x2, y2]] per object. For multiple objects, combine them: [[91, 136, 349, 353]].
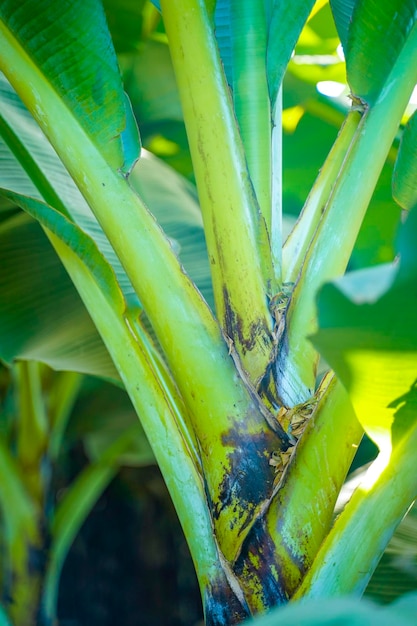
[[1, 1, 417, 624]]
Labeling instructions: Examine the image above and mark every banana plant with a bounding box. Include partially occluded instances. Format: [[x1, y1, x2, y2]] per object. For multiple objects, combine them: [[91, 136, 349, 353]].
[[0, 0, 417, 625]]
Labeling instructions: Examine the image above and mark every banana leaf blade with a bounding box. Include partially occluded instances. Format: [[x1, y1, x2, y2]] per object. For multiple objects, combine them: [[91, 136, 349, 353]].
[[345, 0, 417, 104], [393, 109, 417, 211], [312, 207, 417, 453], [0, 0, 140, 173]]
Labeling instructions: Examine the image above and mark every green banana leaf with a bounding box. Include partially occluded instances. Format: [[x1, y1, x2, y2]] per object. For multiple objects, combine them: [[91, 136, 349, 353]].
[[393, 109, 417, 211], [337, 467, 417, 603], [292, 207, 417, 598], [366, 502, 417, 603], [0, 76, 212, 377], [0, 214, 119, 380], [313, 206, 417, 453], [329, 0, 359, 51], [345, 0, 417, 105], [121, 37, 192, 179], [0, 0, 140, 173], [0, 606, 11, 626], [247, 593, 417, 626], [214, 0, 233, 87], [0, 73, 139, 301], [267, 0, 316, 108]]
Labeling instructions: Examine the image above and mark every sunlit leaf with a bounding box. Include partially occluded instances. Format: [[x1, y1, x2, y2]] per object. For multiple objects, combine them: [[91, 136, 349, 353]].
[[393, 110, 417, 211], [313, 207, 417, 453]]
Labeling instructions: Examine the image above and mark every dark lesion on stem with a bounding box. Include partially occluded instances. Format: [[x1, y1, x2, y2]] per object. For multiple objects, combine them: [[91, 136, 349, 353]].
[[203, 571, 251, 626]]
